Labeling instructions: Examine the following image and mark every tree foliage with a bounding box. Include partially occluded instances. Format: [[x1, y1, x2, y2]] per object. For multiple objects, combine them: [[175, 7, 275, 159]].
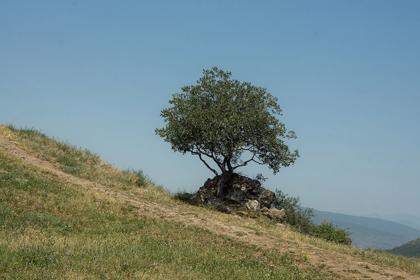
[[156, 67, 299, 195]]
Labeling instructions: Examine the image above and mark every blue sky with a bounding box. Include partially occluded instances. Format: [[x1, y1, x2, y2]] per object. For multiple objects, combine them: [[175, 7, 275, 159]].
[[1, 1, 419, 217]]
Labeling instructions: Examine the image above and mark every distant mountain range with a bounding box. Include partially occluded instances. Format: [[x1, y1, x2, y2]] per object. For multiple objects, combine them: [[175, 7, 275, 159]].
[[311, 209, 420, 250], [366, 212, 420, 231], [387, 238, 420, 257]]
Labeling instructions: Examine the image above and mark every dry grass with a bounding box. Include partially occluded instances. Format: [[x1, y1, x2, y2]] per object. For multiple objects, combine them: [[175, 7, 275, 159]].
[[1, 124, 419, 280], [1, 125, 325, 279]]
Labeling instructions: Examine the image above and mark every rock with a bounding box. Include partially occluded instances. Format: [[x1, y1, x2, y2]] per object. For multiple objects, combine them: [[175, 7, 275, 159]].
[[271, 208, 287, 222], [261, 207, 287, 222], [191, 173, 276, 209], [245, 200, 260, 211], [206, 198, 224, 207], [259, 189, 276, 209], [260, 207, 270, 213]]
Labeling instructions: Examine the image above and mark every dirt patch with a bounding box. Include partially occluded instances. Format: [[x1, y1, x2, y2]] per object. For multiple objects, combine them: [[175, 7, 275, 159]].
[[1, 132, 418, 280]]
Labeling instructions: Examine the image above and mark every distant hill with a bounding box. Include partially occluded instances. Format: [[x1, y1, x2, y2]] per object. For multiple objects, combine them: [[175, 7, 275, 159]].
[[366, 212, 420, 231], [388, 238, 420, 257], [312, 209, 420, 250]]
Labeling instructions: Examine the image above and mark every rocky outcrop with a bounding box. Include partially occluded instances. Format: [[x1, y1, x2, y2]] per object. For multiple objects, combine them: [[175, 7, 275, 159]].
[[191, 173, 276, 209], [260, 207, 287, 222]]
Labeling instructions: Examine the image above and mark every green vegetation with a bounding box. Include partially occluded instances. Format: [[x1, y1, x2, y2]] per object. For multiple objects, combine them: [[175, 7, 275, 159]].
[[312, 220, 352, 245], [0, 125, 323, 279], [388, 238, 420, 257], [2, 124, 420, 279], [156, 67, 299, 197], [172, 191, 200, 206], [273, 190, 352, 245], [5, 125, 152, 189], [273, 190, 315, 234], [311, 209, 420, 250]]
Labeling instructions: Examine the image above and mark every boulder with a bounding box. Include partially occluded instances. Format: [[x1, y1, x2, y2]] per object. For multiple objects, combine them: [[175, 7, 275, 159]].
[[191, 173, 276, 209], [245, 200, 260, 211], [261, 207, 287, 222]]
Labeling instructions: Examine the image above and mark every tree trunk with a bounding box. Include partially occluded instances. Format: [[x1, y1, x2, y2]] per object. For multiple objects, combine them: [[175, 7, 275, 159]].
[[216, 172, 232, 198]]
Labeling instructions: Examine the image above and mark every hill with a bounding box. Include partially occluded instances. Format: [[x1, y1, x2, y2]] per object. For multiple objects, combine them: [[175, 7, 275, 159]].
[[367, 213, 420, 231], [312, 209, 420, 250], [388, 238, 420, 257], [1, 124, 420, 279]]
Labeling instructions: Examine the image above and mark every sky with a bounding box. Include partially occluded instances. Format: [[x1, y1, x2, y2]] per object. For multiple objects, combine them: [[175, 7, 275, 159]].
[[1, 0, 419, 217]]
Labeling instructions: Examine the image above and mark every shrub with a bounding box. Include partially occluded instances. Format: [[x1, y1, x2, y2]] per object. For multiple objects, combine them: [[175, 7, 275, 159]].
[[272, 190, 314, 234], [133, 169, 150, 187], [273, 189, 352, 245], [311, 220, 352, 245], [173, 191, 200, 206]]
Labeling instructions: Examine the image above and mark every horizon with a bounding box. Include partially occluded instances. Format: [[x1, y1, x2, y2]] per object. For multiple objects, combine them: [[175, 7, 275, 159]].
[[1, 1, 419, 217]]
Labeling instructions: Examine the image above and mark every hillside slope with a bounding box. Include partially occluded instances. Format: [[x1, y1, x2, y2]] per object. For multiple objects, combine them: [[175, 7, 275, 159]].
[[388, 238, 420, 258], [312, 209, 420, 250], [1, 124, 420, 279]]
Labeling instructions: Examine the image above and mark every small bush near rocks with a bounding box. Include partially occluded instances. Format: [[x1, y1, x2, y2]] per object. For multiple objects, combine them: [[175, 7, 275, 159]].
[[273, 189, 352, 245], [272, 190, 314, 234], [173, 191, 192, 201], [173, 191, 200, 206]]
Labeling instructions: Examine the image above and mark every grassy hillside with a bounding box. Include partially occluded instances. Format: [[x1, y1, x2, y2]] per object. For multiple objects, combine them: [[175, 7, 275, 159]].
[[1, 124, 420, 279], [388, 238, 420, 258]]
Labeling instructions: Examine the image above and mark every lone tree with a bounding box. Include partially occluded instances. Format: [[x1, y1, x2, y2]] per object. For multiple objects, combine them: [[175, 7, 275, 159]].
[[156, 67, 299, 198]]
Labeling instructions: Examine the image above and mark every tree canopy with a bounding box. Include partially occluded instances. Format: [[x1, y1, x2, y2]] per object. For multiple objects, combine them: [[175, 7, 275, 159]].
[[156, 67, 299, 195]]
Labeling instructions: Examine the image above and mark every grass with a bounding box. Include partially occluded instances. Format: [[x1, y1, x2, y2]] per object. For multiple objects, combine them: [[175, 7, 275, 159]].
[[4, 125, 153, 190], [0, 151, 316, 279], [1, 124, 420, 279], [0, 125, 329, 279]]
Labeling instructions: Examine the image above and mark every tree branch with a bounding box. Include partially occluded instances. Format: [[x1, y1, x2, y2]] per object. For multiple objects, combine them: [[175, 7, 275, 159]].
[[226, 158, 233, 173], [238, 146, 252, 152], [232, 154, 256, 171], [198, 154, 218, 176], [196, 146, 214, 159], [191, 150, 219, 176], [196, 146, 225, 173]]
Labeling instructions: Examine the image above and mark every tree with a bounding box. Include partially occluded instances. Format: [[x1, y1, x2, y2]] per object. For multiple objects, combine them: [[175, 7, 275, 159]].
[[156, 67, 299, 197]]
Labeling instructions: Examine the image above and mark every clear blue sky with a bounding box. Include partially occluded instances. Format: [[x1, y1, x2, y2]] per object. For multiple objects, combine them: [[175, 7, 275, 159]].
[[1, 1, 419, 217]]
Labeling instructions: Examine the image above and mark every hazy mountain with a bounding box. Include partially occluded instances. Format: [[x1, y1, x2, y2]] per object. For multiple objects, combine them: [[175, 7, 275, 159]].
[[366, 212, 420, 231], [387, 238, 420, 257], [312, 209, 420, 250]]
